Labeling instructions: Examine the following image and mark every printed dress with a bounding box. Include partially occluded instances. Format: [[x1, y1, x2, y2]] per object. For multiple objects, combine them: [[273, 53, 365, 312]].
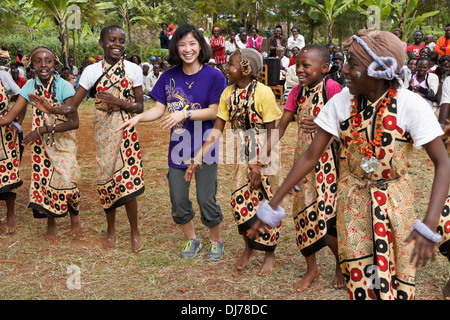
[[337, 89, 417, 300], [292, 80, 339, 257], [28, 75, 80, 218], [224, 80, 282, 252], [0, 79, 22, 200], [92, 59, 145, 213]]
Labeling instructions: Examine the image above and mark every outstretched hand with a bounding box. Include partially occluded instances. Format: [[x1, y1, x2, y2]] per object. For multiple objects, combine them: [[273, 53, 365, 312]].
[[28, 94, 55, 114], [115, 115, 141, 133], [403, 230, 437, 268], [160, 110, 185, 130]]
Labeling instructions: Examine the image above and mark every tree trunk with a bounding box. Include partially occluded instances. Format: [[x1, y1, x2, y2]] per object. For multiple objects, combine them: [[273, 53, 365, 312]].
[[58, 20, 68, 67], [328, 20, 333, 44], [398, 0, 409, 30]]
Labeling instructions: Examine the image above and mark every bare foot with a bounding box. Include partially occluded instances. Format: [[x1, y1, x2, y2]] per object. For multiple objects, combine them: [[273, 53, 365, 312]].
[[131, 232, 143, 253], [103, 232, 116, 250], [70, 214, 82, 237], [443, 279, 450, 300], [333, 265, 346, 289], [293, 268, 320, 292], [5, 214, 17, 234], [236, 246, 254, 270], [258, 251, 276, 276], [45, 218, 57, 243]]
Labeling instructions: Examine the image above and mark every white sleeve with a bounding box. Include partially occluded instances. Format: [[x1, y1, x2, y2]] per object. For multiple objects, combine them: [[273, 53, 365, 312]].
[[124, 60, 143, 87], [78, 63, 101, 90], [440, 77, 450, 105], [0, 72, 20, 95], [397, 89, 444, 148], [314, 94, 343, 138], [427, 73, 439, 93]]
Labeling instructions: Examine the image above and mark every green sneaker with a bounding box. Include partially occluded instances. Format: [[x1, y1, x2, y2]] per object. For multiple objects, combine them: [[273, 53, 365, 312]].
[[181, 237, 202, 258], [207, 240, 224, 261]]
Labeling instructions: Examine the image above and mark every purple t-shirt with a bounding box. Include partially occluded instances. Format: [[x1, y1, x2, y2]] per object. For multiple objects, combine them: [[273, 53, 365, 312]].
[[150, 64, 227, 168]]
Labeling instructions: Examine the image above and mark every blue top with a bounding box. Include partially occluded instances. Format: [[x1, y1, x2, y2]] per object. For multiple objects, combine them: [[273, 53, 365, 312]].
[[150, 64, 227, 168], [20, 75, 75, 104]]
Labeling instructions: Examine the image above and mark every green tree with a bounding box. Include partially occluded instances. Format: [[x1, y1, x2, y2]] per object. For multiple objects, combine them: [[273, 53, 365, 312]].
[[302, 0, 366, 43]]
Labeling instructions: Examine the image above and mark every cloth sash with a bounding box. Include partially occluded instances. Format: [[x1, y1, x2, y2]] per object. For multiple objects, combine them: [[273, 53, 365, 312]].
[[292, 79, 339, 257], [0, 79, 23, 197], [229, 80, 281, 251], [338, 91, 416, 300], [93, 59, 144, 212], [28, 75, 80, 218]]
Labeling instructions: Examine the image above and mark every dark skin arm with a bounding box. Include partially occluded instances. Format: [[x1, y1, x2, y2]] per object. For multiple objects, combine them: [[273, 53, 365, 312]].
[[404, 137, 450, 267], [28, 85, 144, 115], [0, 95, 79, 146], [249, 127, 333, 240]]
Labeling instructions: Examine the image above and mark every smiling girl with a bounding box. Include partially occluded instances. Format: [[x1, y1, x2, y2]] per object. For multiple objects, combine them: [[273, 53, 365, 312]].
[[186, 48, 282, 275], [251, 29, 450, 300], [117, 24, 227, 260], [31, 25, 145, 252], [0, 46, 81, 241]]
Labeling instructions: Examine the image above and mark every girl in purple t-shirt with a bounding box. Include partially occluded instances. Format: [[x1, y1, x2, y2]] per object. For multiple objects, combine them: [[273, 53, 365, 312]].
[[118, 24, 227, 260]]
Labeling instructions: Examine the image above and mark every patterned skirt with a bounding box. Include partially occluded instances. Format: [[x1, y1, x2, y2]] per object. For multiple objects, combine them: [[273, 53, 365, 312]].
[[231, 163, 281, 252], [0, 124, 23, 199], [94, 109, 145, 213]]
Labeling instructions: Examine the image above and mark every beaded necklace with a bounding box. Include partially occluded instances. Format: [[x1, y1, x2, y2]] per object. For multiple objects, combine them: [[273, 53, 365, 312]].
[[350, 86, 397, 173]]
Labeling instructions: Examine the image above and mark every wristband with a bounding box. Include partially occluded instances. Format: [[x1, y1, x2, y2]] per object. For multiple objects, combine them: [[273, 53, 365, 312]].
[[11, 122, 23, 133], [412, 219, 443, 243], [256, 200, 286, 228]]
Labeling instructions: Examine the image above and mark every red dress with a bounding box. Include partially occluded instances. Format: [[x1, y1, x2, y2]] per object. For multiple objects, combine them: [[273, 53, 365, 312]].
[[210, 35, 226, 65]]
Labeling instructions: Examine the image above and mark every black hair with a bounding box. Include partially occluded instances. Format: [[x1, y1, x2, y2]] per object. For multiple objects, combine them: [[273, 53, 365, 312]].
[[417, 57, 430, 65], [392, 28, 403, 37], [428, 51, 438, 64], [161, 22, 168, 28], [100, 25, 124, 41], [61, 66, 70, 72], [251, 27, 259, 34], [167, 24, 211, 66], [407, 57, 418, 64], [130, 55, 141, 64], [301, 44, 331, 64]]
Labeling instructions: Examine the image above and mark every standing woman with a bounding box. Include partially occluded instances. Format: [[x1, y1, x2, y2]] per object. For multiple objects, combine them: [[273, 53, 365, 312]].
[[252, 29, 450, 300], [210, 27, 227, 77], [31, 26, 145, 253], [247, 28, 264, 54], [0, 57, 23, 234], [0, 46, 81, 241], [117, 24, 227, 260]]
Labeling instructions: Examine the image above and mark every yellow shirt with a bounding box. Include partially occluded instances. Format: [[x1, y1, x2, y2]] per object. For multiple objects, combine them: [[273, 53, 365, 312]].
[[217, 82, 282, 123]]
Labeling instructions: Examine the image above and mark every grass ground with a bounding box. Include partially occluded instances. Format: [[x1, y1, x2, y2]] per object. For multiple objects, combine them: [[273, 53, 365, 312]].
[[0, 99, 448, 301]]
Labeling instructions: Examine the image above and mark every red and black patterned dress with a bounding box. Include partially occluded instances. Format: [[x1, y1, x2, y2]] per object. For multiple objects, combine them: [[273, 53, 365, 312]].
[[92, 59, 145, 213]]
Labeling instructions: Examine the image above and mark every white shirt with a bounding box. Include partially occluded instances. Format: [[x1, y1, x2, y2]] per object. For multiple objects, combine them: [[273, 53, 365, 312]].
[[236, 36, 248, 49], [0, 70, 20, 96], [440, 76, 450, 105], [225, 40, 237, 60], [280, 56, 290, 71], [315, 87, 444, 149], [287, 35, 305, 51], [79, 60, 143, 90]]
